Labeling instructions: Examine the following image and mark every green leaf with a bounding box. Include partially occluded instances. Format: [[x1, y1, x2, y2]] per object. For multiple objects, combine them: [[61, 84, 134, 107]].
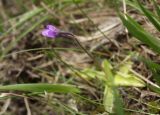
[[76, 68, 105, 80], [103, 85, 114, 113], [126, 0, 160, 31], [0, 83, 80, 93], [102, 60, 124, 115], [119, 13, 160, 54], [114, 73, 145, 87], [153, 0, 160, 18], [124, 0, 141, 12], [137, 0, 160, 32], [102, 60, 114, 84], [149, 85, 160, 95], [114, 62, 145, 87]]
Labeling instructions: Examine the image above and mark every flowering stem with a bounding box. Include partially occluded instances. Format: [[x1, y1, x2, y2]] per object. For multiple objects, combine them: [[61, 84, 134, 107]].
[[59, 32, 101, 68], [74, 37, 101, 68]]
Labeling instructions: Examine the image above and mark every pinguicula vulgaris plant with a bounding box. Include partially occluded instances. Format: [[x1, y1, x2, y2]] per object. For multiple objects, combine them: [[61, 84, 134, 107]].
[[41, 24, 146, 114]]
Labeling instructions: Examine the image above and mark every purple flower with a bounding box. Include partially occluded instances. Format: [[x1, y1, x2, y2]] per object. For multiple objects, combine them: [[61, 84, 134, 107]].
[[42, 25, 60, 38]]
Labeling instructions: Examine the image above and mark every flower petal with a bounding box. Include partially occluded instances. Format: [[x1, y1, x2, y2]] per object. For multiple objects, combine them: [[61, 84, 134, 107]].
[[47, 25, 59, 32], [41, 29, 57, 38]]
